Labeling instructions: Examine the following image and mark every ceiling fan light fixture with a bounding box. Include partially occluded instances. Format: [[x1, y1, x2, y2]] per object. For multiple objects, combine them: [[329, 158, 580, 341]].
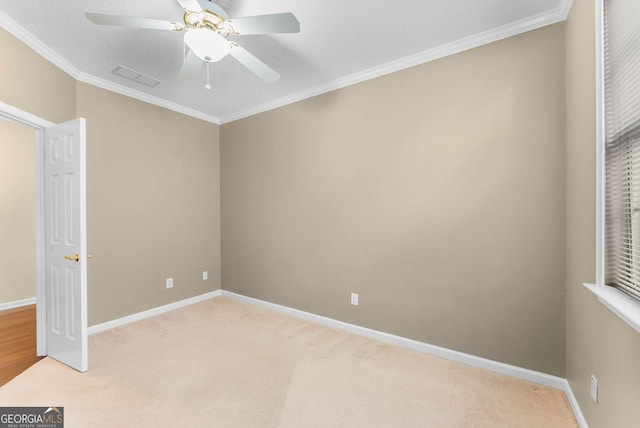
[[184, 28, 230, 62]]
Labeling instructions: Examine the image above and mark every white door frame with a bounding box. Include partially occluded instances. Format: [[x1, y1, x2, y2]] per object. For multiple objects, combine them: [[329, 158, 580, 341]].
[[0, 100, 54, 356]]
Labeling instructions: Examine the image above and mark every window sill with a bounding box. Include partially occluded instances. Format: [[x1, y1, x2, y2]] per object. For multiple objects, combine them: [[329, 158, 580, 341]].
[[583, 283, 640, 334]]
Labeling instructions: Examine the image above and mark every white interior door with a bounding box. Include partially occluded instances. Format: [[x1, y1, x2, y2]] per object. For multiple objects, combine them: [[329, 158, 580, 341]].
[[44, 118, 87, 372]]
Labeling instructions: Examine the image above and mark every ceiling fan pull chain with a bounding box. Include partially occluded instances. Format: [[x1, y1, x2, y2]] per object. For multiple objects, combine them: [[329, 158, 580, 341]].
[[205, 62, 211, 90]]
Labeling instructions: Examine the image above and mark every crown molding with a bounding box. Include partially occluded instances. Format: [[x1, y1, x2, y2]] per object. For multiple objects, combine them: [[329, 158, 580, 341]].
[[218, 0, 574, 124], [2, 0, 573, 126], [75, 72, 221, 124], [0, 10, 79, 78], [0, 10, 221, 125]]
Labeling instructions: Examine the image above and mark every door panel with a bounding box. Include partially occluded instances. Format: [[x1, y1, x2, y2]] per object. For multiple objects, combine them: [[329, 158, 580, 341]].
[[44, 118, 87, 372]]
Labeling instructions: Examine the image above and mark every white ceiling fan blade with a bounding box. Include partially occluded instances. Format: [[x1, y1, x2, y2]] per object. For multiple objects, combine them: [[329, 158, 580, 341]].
[[175, 0, 203, 12], [229, 44, 279, 83], [86, 12, 184, 31], [229, 13, 300, 35], [179, 49, 203, 79], [196, 0, 229, 19]]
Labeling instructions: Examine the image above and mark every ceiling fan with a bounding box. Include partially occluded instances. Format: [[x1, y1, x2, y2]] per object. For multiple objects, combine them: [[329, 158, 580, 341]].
[[86, 0, 300, 84]]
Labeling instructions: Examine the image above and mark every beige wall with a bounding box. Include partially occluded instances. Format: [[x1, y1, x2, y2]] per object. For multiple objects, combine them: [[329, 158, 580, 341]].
[[0, 27, 221, 325], [0, 29, 76, 123], [565, 0, 640, 426], [0, 120, 36, 303], [221, 24, 566, 375], [76, 83, 221, 325], [0, 28, 74, 305]]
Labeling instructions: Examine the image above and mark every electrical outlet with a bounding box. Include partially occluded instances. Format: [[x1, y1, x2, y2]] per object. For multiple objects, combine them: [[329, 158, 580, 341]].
[[351, 293, 359, 306], [202, 271, 208, 280], [166, 278, 174, 289], [590, 375, 598, 403]]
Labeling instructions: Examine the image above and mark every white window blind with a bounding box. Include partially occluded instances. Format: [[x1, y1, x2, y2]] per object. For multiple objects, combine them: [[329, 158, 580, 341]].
[[604, 0, 640, 302]]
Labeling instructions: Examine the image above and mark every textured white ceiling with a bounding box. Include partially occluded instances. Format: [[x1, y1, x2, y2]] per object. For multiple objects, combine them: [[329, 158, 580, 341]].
[[0, 0, 571, 123]]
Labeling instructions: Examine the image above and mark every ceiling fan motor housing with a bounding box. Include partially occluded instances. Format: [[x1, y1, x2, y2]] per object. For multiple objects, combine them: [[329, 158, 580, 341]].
[[183, 10, 234, 37]]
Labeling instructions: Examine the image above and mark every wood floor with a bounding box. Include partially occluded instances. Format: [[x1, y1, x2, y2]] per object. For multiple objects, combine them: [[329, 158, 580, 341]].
[[0, 304, 41, 387]]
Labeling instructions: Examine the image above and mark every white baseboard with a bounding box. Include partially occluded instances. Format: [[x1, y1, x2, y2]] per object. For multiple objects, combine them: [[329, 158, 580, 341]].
[[220, 290, 587, 427], [88, 290, 221, 335], [0, 297, 36, 311], [85, 289, 586, 426], [220, 291, 564, 387], [563, 379, 588, 428]]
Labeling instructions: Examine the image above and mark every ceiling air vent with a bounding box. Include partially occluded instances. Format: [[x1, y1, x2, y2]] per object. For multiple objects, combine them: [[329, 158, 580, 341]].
[[111, 65, 161, 88]]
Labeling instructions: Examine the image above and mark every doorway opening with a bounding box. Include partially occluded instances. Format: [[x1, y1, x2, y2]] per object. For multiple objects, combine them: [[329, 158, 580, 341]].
[[0, 110, 46, 384], [0, 117, 36, 305]]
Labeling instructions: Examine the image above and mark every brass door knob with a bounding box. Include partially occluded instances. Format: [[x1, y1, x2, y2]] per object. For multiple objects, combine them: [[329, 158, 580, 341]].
[[64, 253, 80, 262]]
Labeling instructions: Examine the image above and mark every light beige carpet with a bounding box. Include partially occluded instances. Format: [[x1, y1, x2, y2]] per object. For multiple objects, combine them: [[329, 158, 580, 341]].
[[0, 297, 577, 427]]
